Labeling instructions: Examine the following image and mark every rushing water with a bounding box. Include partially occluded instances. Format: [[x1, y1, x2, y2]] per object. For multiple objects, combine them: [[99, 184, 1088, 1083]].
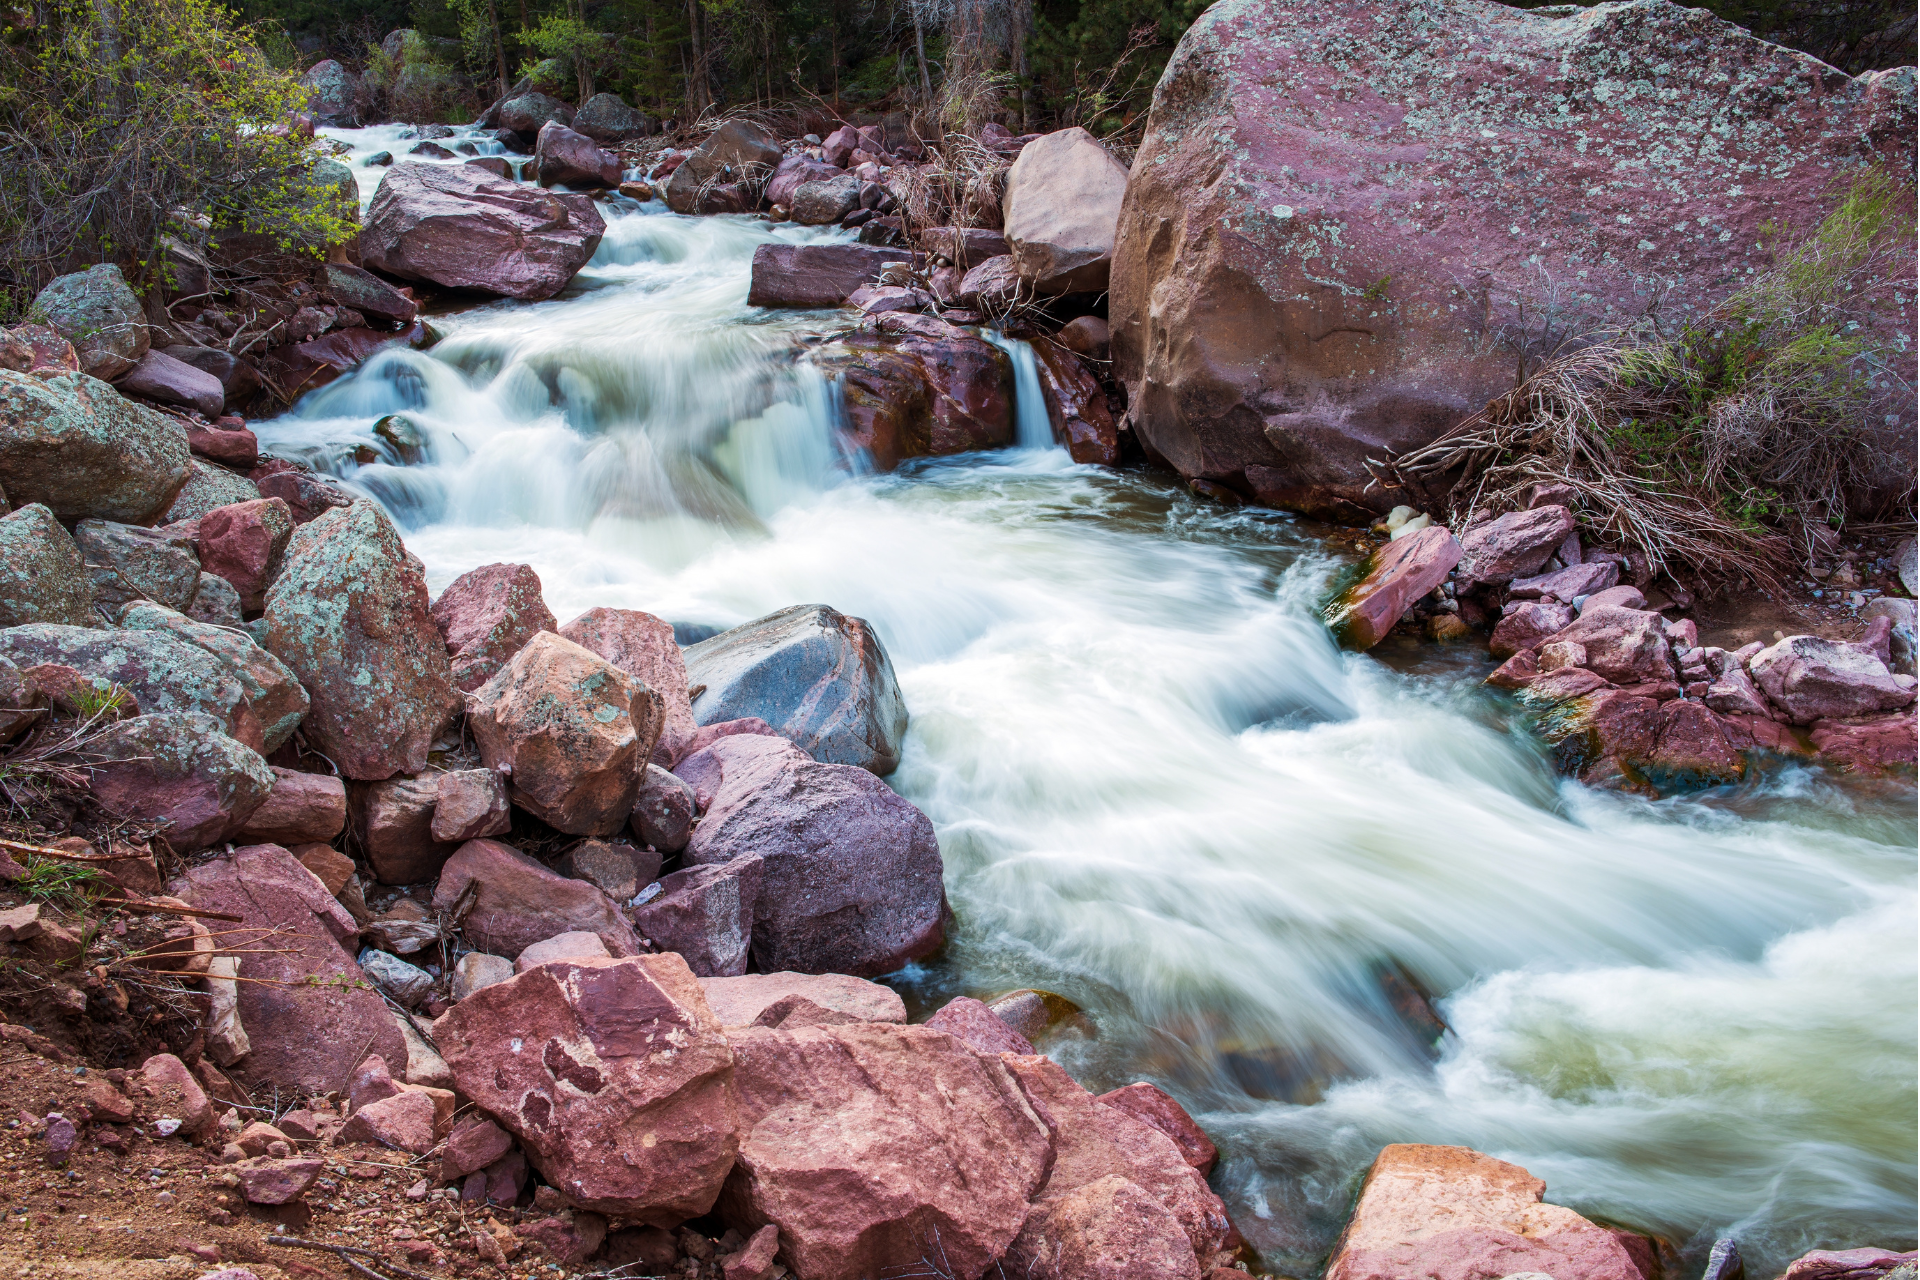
[[267, 127, 1918, 1276]]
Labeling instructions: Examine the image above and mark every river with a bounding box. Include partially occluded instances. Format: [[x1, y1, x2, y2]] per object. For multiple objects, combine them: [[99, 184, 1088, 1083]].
[[265, 126, 1918, 1276]]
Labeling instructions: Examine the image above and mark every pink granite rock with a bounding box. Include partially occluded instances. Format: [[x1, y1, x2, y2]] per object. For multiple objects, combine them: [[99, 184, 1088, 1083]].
[[559, 607, 699, 765], [430, 562, 558, 693], [430, 838, 642, 959], [1095, 1082, 1218, 1175], [1324, 525, 1463, 651], [1749, 634, 1916, 724], [923, 996, 1035, 1056]]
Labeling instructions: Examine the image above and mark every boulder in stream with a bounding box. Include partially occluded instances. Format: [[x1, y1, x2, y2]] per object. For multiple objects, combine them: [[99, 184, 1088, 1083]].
[[747, 243, 915, 309], [1324, 525, 1463, 650], [361, 162, 606, 302], [535, 121, 622, 189]]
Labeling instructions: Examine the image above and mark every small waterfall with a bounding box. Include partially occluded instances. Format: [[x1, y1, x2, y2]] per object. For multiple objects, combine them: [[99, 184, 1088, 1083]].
[[984, 330, 1062, 451]]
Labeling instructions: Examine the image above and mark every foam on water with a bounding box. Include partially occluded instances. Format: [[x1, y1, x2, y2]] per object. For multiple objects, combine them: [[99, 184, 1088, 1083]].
[[261, 156, 1918, 1275]]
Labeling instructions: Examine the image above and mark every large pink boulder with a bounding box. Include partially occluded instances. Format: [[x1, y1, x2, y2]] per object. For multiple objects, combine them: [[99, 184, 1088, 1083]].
[[1809, 712, 1919, 774], [923, 996, 1034, 1056], [1096, 1082, 1218, 1176], [468, 631, 663, 835], [262, 501, 462, 780], [535, 121, 622, 188], [1324, 525, 1462, 650], [1781, 1249, 1919, 1280], [1002, 127, 1129, 296], [361, 162, 606, 302], [676, 734, 944, 977], [558, 607, 698, 765], [1455, 507, 1578, 592], [719, 1022, 1056, 1280], [197, 498, 294, 613], [431, 562, 558, 693], [1749, 634, 1916, 724], [1002, 1054, 1233, 1272], [436, 954, 740, 1222], [171, 843, 408, 1094], [1323, 1144, 1643, 1280], [1109, 0, 1915, 521], [430, 838, 642, 959], [1008, 1175, 1202, 1280]]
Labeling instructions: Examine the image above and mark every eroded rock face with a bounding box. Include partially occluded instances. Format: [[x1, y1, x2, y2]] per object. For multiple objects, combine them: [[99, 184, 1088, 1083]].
[[678, 734, 943, 977], [698, 972, 906, 1027], [436, 954, 740, 1222], [683, 604, 908, 775], [172, 843, 409, 1094], [720, 1022, 1056, 1280], [468, 631, 662, 835], [1324, 1143, 1642, 1280], [0, 371, 191, 524], [362, 163, 607, 302], [631, 855, 763, 977], [1003, 128, 1129, 295], [0, 505, 96, 627], [263, 501, 461, 780], [1110, 0, 1917, 518], [1030, 338, 1119, 466]]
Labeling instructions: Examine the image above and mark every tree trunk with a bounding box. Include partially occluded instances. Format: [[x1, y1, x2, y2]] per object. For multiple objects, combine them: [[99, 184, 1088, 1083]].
[[1009, 0, 1032, 132], [912, 6, 932, 106], [686, 0, 709, 114], [487, 0, 509, 98]]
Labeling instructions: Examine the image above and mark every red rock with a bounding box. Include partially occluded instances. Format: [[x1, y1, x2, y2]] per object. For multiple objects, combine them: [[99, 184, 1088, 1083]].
[[236, 767, 345, 845], [184, 424, 257, 467], [1031, 337, 1120, 465], [515, 930, 611, 972], [1508, 561, 1619, 602], [924, 996, 1035, 1056], [699, 972, 907, 1027], [171, 843, 409, 1094], [1521, 667, 1611, 706], [263, 501, 461, 781], [81, 1079, 135, 1125], [88, 712, 275, 849], [1579, 585, 1648, 615], [437, 954, 740, 1221], [1781, 1249, 1918, 1280], [323, 263, 418, 326], [197, 498, 293, 613], [632, 856, 762, 977], [720, 1022, 1055, 1280], [339, 1090, 438, 1155], [721, 1223, 780, 1280], [360, 773, 456, 885], [766, 156, 846, 208], [919, 226, 1011, 270], [1007, 1174, 1202, 1280], [665, 120, 781, 214], [1456, 507, 1578, 591], [362, 163, 606, 302], [469, 632, 662, 835], [1325, 526, 1463, 650], [1646, 700, 1745, 788], [1323, 1144, 1642, 1280], [1003, 128, 1129, 295], [234, 1156, 323, 1204], [1703, 655, 1773, 720], [234, 1121, 290, 1157], [535, 121, 622, 188], [676, 734, 944, 976], [249, 463, 353, 524], [812, 317, 1017, 469], [1109, 0, 1913, 519], [676, 716, 783, 763], [443, 1117, 515, 1180], [520, 1212, 610, 1267], [1485, 651, 1540, 689], [430, 838, 642, 959], [1490, 602, 1574, 660], [137, 1053, 214, 1139], [558, 606, 698, 765], [747, 243, 914, 308], [1750, 634, 1915, 724], [1809, 713, 1918, 774], [631, 763, 697, 852], [1539, 608, 1674, 686], [347, 1053, 403, 1111], [1003, 1054, 1232, 1270], [559, 838, 660, 901], [119, 349, 226, 417], [1, 324, 79, 374], [1096, 1082, 1217, 1175], [430, 768, 512, 843], [431, 562, 558, 693]]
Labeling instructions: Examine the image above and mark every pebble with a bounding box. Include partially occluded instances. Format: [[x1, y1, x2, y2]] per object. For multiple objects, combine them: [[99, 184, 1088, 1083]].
[[153, 1118, 182, 1136]]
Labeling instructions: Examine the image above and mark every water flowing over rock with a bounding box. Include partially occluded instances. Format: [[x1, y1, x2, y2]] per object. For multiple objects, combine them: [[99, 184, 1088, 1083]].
[[0, 505, 96, 627], [362, 163, 607, 302], [810, 315, 1016, 467], [1003, 128, 1129, 295], [1109, 0, 1917, 518], [30, 265, 147, 380], [436, 954, 740, 1221], [468, 631, 662, 834], [87, 712, 275, 849], [719, 1022, 1056, 1280], [0, 371, 191, 524], [263, 501, 461, 780], [1324, 1144, 1643, 1280], [172, 843, 409, 1094], [430, 838, 643, 958], [676, 734, 943, 976], [683, 604, 908, 774]]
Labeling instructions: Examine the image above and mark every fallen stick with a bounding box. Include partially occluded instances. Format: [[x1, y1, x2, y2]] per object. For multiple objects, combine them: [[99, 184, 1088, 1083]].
[[266, 1235, 439, 1280], [95, 898, 244, 922]]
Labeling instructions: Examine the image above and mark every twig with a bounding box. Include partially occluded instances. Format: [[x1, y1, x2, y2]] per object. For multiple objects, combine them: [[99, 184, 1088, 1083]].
[[266, 1235, 439, 1280], [94, 898, 244, 922]]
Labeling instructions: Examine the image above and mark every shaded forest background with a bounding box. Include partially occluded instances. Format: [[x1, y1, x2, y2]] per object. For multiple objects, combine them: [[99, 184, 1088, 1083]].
[[243, 0, 1915, 137]]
